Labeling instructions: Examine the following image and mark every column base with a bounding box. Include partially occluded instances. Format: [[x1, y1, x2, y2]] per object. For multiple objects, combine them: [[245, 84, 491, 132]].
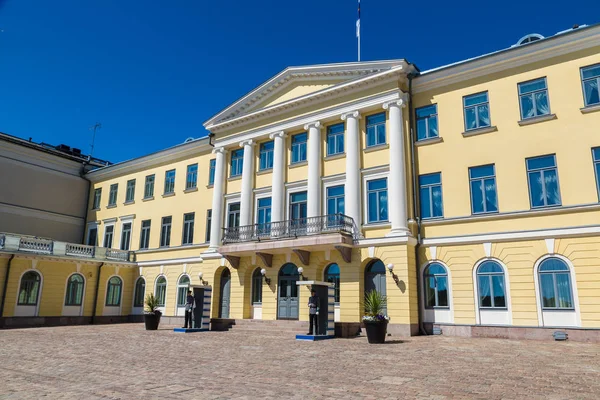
[[201, 249, 222, 259], [385, 228, 411, 238]]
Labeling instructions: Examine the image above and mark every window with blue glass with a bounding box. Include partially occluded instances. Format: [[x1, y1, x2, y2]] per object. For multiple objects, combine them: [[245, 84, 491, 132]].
[[518, 78, 550, 120], [538, 258, 573, 309], [593, 148, 600, 200], [164, 170, 175, 194], [366, 113, 386, 147], [416, 105, 438, 141], [259, 141, 274, 170], [327, 185, 345, 215], [257, 197, 272, 237], [230, 149, 243, 177], [326, 123, 344, 156], [463, 92, 491, 131], [208, 159, 216, 185], [469, 165, 498, 214], [291, 133, 307, 164], [366, 178, 388, 223], [476, 261, 506, 308], [424, 263, 448, 308], [419, 173, 443, 219], [581, 63, 600, 107], [526, 155, 561, 208]]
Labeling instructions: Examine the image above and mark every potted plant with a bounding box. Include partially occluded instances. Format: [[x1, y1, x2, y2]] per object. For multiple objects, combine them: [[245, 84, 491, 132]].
[[362, 290, 390, 344], [144, 293, 162, 330]]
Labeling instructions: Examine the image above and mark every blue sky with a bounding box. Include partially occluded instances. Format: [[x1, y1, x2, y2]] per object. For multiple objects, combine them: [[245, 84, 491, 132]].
[[0, 0, 598, 163]]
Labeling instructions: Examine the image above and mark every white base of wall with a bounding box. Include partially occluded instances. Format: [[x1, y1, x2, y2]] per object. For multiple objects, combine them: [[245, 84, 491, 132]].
[[334, 305, 340, 322], [62, 305, 82, 317], [252, 304, 262, 319], [175, 307, 185, 317], [131, 306, 144, 315], [14, 305, 37, 317], [479, 309, 510, 325], [542, 310, 578, 327], [424, 308, 452, 324], [103, 306, 121, 316]]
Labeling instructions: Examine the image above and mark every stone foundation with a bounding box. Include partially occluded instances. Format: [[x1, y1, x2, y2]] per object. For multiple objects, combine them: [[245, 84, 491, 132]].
[[0, 315, 143, 329], [426, 323, 600, 342]]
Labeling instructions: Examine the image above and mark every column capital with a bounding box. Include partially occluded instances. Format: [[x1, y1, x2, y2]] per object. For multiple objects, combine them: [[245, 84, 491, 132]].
[[212, 146, 228, 155], [303, 121, 321, 131], [383, 94, 409, 110], [239, 139, 255, 148], [341, 110, 361, 121], [269, 131, 287, 140]]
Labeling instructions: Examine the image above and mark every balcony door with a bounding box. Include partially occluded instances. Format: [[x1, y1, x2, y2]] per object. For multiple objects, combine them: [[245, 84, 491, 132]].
[[289, 191, 307, 234], [278, 263, 299, 320]]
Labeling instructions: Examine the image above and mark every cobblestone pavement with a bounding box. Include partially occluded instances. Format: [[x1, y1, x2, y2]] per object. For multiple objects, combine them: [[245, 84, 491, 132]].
[[1, 324, 600, 399]]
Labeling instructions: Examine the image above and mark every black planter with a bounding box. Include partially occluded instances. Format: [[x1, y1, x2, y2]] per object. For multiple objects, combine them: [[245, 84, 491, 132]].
[[364, 321, 388, 344], [144, 311, 162, 330]]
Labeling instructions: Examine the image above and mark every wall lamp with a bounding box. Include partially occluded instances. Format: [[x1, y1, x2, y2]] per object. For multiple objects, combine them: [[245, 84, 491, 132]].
[[198, 271, 208, 286], [297, 267, 307, 281], [387, 263, 400, 285], [260, 268, 271, 285]]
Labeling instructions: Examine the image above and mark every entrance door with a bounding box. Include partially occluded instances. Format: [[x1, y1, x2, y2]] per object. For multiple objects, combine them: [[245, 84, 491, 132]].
[[219, 269, 231, 318], [365, 260, 387, 314], [278, 263, 299, 319], [290, 192, 308, 235]]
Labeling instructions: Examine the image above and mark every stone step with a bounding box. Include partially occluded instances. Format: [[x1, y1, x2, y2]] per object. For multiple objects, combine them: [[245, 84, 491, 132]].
[[228, 319, 309, 333]]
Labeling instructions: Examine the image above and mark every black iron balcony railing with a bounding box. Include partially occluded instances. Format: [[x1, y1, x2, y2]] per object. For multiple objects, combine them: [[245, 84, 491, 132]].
[[222, 213, 356, 244]]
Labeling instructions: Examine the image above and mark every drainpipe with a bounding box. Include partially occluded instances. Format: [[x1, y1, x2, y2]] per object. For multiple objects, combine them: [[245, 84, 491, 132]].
[[91, 262, 104, 324], [0, 255, 15, 318], [208, 133, 215, 147]]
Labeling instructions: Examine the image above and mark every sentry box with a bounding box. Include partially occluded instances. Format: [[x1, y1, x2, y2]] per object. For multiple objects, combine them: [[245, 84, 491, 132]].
[[173, 285, 211, 333], [295, 280, 335, 341]]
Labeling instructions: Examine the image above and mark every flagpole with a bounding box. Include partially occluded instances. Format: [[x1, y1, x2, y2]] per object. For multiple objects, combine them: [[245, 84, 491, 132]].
[[357, 0, 361, 61]]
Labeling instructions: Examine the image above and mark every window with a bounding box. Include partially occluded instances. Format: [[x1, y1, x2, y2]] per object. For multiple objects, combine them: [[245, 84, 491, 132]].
[[133, 277, 145, 308], [366, 178, 388, 223], [177, 275, 190, 307], [65, 274, 85, 306], [93, 188, 102, 209], [469, 165, 498, 214], [257, 198, 271, 236], [103, 225, 114, 248], [182, 212, 195, 245], [17, 271, 41, 306], [259, 141, 274, 170], [581, 63, 600, 107], [526, 155, 561, 208], [324, 264, 340, 303], [125, 179, 136, 203], [139, 220, 151, 249], [230, 149, 243, 177], [419, 173, 443, 219], [160, 216, 172, 247], [144, 175, 155, 198], [155, 276, 167, 307], [416, 105, 438, 141], [108, 184, 118, 206], [208, 159, 216, 185], [366, 112, 386, 147], [538, 258, 573, 309], [291, 133, 307, 164], [186, 164, 198, 190], [594, 148, 600, 200], [326, 123, 344, 156], [476, 261, 506, 308], [518, 78, 550, 120], [164, 169, 176, 194], [252, 268, 262, 304], [326, 185, 345, 227], [87, 227, 97, 246], [205, 209, 212, 242], [120, 222, 132, 251], [464, 92, 491, 131], [228, 203, 241, 228], [105, 276, 122, 306], [424, 263, 448, 308]]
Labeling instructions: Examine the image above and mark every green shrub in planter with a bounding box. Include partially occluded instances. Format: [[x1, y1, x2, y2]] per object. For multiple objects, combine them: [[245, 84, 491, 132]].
[[362, 290, 390, 344], [144, 294, 162, 330]]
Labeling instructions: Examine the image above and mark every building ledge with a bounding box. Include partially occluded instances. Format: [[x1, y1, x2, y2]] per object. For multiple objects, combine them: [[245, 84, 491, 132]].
[[228, 175, 242, 182], [162, 192, 175, 198], [324, 153, 345, 161], [123, 200, 135, 206], [462, 126, 497, 137], [518, 113, 557, 126], [106, 204, 117, 209], [142, 196, 154, 202], [415, 137, 443, 147], [289, 160, 308, 169], [580, 104, 600, 114], [256, 168, 273, 175], [184, 187, 198, 193], [364, 143, 389, 153]]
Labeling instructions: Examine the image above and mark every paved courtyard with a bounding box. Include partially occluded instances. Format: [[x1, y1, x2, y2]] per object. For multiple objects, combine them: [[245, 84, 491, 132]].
[[1, 324, 600, 399]]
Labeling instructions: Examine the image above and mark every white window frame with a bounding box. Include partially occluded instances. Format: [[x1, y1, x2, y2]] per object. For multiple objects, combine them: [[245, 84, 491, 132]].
[[103, 274, 123, 316], [62, 271, 86, 317], [86, 221, 99, 246], [322, 175, 346, 216], [224, 194, 242, 229], [14, 268, 43, 317], [253, 189, 272, 224], [419, 260, 454, 324], [131, 276, 146, 314], [472, 258, 512, 326], [154, 274, 168, 313], [175, 273, 191, 316], [284, 181, 308, 221], [361, 166, 389, 227], [102, 218, 117, 249], [118, 215, 135, 252]]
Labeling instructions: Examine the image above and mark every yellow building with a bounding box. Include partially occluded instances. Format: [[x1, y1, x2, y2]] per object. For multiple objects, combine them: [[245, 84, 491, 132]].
[[3, 24, 600, 340]]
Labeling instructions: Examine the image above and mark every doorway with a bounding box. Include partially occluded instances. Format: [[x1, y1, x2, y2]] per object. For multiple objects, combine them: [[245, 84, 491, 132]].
[[219, 269, 231, 318], [278, 263, 299, 320]]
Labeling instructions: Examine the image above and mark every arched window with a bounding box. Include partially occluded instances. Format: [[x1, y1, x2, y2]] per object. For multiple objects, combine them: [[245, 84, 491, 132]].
[[18, 271, 41, 306], [324, 264, 340, 303], [177, 275, 190, 307], [65, 274, 85, 306], [133, 277, 145, 308], [155, 276, 167, 307], [424, 263, 448, 308], [105, 276, 122, 306], [252, 268, 262, 304], [538, 258, 573, 309], [476, 261, 506, 308]]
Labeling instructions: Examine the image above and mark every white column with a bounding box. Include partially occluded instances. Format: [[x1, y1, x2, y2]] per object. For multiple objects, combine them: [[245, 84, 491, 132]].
[[341, 111, 361, 230], [239, 139, 255, 227], [305, 121, 322, 218], [269, 131, 287, 224], [208, 147, 227, 251], [383, 95, 409, 236]]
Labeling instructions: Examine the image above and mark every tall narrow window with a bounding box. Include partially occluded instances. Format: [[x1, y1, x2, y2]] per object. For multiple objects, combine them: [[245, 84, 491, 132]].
[[257, 198, 272, 237], [120, 222, 132, 251], [93, 188, 102, 209], [228, 203, 241, 228], [476, 261, 506, 308], [87, 227, 97, 246], [125, 179, 136, 203], [65, 274, 85, 306], [182, 212, 195, 245], [108, 184, 118, 206], [594, 148, 600, 200], [105, 276, 122, 306], [326, 123, 344, 156], [103, 225, 114, 248], [324, 264, 340, 303], [464, 92, 491, 131], [419, 173, 443, 219], [469, 165, 498, 214], [291, 132, 307, 164], [133, 277, 145, 307], [366, 112, 386, 147], [155, 276, 167, 307], [424, 263, 449, 308], [416, 104, 439, 141], [164, 169, 176, 194], [366, 178, 388, 223], [144, 175, 155, 198], [259, 141, 274, 170], [177, 275, 190, 307], [326, 185, 345, 227], [538, 258, 573, 309], [518, 77, 550, 120], [252, 268, 263, 304], [160, 216, 172, 247], [186, 164, 198, 190], [139, 220, 151, 249], [208, 159, 216, 185], [17, 271, 41, 306], [581, 63, 600, 107], [526, 155, 561, 208], [205, 209, 212, 242], [230, 149, 243, 177]]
